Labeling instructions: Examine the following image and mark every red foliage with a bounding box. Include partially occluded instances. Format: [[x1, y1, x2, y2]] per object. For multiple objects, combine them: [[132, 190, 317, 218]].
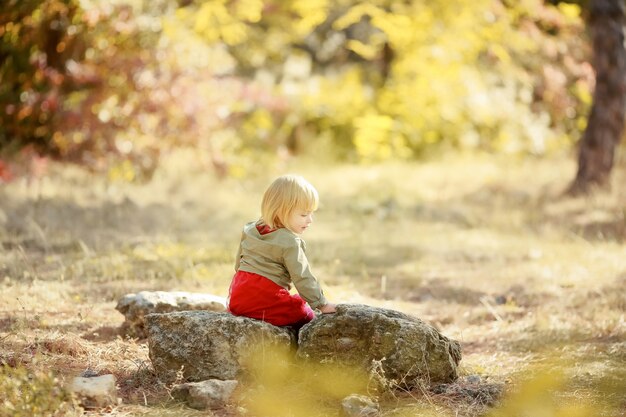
[[0, 160, 14, 183]]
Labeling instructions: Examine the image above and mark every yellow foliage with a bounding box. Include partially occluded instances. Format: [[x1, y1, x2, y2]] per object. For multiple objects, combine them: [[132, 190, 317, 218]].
[[290, 0, 330, 37], [574, 80, 593, 106], [487, 363, 623, 417], [107, 159, 136, 182], [173, 0, 590, 161], [0, 364, 78, 417], [557, 2, 582, 22], [191, 1, 250, 45], [371, 11, 415, 49], [490, 44, 512, 65], [353, 113, 410, 161], [242, 108, 275, 139], [304, 68, 370, 124], [239, 343, 370, 417], [333, 3, 383, 31], [346, 39, 380, 60], [234, 0, 263, 23]]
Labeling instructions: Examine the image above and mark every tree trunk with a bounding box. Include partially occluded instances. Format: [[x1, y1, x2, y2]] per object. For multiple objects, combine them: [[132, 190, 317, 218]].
[[568, 0, 626, 195]]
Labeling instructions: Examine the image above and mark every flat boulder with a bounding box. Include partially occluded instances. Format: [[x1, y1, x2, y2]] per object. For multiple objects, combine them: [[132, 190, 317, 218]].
[[296, 304, 461, 386], [146, 311, 296, 382], [116, 291, 226, 338]]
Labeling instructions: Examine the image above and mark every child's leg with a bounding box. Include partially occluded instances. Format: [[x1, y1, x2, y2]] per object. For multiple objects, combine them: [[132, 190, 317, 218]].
[[229, 271, 315, 326], [280, 296, 315, 337], [290, 294, 316, 322]]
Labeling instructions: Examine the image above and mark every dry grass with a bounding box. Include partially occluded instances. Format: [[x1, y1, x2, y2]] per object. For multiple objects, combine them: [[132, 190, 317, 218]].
[[1, 150, 625, 416]]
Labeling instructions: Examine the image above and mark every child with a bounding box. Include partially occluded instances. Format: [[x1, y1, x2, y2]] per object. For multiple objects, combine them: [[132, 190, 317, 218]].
[[227, 174, 336, 328]]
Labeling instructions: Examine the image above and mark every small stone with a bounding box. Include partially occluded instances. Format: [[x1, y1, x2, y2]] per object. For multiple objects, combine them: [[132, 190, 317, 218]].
[[465, 374, 482, 384], [341, 394, 379, 417], [80, 368, 99, 378], [171, 379, 238, 410], [69, 374, 118, 408]]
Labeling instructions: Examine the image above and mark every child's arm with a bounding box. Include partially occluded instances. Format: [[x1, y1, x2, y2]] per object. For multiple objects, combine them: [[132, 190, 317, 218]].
[[283, 239, 330, 310]]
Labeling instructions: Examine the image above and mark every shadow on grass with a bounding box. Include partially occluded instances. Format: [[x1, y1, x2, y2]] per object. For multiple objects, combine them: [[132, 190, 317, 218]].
[[0, 196, 187, 250], [117, 364, 171, 406], [450, 184, 626, 243], [81, 325, 121, 342]]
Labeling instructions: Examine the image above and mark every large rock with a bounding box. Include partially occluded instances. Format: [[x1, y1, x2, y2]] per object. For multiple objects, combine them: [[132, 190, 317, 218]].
[[116, 291, 226, 338], [296, 304, 461, 386], [146, 311, 296, 382]]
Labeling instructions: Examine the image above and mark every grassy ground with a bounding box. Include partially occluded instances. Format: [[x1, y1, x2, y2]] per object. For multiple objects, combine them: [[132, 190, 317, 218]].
[[0, 151, 624, 416]]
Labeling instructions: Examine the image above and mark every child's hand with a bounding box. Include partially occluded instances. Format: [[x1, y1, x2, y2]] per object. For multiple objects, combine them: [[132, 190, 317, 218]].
[[319, 303, 337, 314]]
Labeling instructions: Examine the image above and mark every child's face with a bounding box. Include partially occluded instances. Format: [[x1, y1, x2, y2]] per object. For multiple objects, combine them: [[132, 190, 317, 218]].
[[286, 209, 314, 234]]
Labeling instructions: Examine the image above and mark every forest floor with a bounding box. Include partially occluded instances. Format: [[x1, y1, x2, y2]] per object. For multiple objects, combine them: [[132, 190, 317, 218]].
[[0, 151, 624, 417]]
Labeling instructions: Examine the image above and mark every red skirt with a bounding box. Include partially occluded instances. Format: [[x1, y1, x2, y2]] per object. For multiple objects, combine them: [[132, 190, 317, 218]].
[[227, 270, 315, 327]]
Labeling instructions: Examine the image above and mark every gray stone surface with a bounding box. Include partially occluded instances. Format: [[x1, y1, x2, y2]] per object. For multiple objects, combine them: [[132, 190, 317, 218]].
[[146, 311, 296, 382], [297, 304, 461, 386], [116, 291, 226, 338]]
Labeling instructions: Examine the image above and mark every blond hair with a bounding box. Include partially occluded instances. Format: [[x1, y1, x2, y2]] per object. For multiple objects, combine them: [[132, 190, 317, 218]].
[[261, 175, 319, 229]]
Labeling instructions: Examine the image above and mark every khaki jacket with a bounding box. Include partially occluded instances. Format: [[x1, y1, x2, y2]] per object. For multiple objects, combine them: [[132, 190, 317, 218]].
[[235, 220, 328, 309]]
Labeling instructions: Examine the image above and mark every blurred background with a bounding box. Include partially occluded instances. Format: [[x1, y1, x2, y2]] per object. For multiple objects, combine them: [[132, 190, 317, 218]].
[[1, 1, 625, 416], [0, 0, 602, 180]]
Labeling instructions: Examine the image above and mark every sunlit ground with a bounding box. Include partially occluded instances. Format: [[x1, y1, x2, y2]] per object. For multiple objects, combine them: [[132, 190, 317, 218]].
[[0, 150, 624, 416]]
